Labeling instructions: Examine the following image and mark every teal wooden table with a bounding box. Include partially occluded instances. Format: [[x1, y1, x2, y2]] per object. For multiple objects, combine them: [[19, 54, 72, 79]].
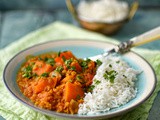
[[0, 1, 160, 120]]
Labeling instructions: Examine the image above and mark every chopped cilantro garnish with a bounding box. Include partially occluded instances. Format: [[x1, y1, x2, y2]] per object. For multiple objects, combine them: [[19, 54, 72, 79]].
[[41, 73, 49, 77], [76, 75, 85, 84], [109, 64, 112, 68], [55, 66, 63, 73], [24, 65, 32, 72], [22, 65, 33, 79], [80, 59, 91, 69], [45, 58, 55, 66], [88, 85, 95, 92], [94, 79, 101, 85], [58, 51, 61, 57], [123, 75, 127, 78], [96, 59, 102, 66], [76, 75, 83, 80], [62, 56, 66, 62], [81, 61, 88, 68], [86, 58, 91, 62], [22, 72, 32, 79], [65, 58, 73, 65], [103, 70, 118, 83], [116, 61, 120, 64], [70, 66, 76, 71]]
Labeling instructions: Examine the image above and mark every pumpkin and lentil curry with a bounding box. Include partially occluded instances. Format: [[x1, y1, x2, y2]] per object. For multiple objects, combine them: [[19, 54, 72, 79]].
[[17, 51, 100, 114]]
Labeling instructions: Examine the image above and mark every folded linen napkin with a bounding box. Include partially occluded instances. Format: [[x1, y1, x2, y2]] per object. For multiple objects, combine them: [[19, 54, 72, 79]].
[[0, 22, 160, 120]]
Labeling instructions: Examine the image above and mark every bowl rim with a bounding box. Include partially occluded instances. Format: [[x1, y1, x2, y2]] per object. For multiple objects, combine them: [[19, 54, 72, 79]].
[[3, 39, 157, 119]]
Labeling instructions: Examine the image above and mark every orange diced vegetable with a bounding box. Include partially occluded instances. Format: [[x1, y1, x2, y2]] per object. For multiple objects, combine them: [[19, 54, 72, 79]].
[[60, 51, 75, 60], [55, 57, 64, 66], [34, 77, 57, 93], [88, 61, 96, 69], [61, 76, 72, 84], [84, 73, 94, 86], [71, 62, 82, 72], [34, 80, 47, 93], [64, 82, 84, 102], [33, 61, 53, 76]]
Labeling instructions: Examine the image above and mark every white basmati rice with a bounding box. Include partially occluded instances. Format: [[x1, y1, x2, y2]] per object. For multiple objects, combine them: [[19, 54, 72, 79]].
[[78, 56, 140, 115], [77, 0, 129, 23]]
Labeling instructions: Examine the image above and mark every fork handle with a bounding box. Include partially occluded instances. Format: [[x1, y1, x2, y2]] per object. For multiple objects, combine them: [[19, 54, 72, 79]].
[[130, 26, 160, 47], [117, 26, 160, 53]]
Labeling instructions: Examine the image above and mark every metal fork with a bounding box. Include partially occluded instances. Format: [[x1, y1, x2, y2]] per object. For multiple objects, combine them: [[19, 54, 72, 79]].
[[88, 26, 160, 60]]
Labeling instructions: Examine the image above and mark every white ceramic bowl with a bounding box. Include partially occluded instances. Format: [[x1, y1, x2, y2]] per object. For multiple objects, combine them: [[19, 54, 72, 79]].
[[3, 40, 156, 119]]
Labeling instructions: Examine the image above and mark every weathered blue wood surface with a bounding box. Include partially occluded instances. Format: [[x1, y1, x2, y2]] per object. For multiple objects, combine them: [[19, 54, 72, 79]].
[[113, 8, 160, 50], [0, 0, 160, 10], [0, 1, 160, 120], [1, 8, 160, 50]]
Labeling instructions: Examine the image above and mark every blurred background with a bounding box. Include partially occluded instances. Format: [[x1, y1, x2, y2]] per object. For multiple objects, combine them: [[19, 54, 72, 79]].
[[0, 0, 160, 49], [0, 0, 160, 120]]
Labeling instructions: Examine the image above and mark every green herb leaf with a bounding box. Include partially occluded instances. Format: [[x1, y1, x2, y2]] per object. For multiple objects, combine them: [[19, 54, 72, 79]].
[[103, 73, 108, 79], [80, 61, 87, 68], [22, 73, 32, 79], [109, 64, 112, 68], [86, 58, 91, 63], [103, 70, 118, 83], [70, 66, 76, 71], [55, 66, 63, 73], [76, 75, 83, 80], [65, 58, 73, 66], [116, 61, 120, 64], [41, 73, 49, 77], [62, 56, 66, 62], [96, 59, 102, 66], [88, 85, 95, 92], [123, 75, 127, 78], [45, 58, 55, 66], [22, 65, 33, 79], [76, 75, 85, 84], [94, 79, 101, 85], [58, 51, 61, 57], [24, 66, 32, 72], [80, 59, 91, 69]]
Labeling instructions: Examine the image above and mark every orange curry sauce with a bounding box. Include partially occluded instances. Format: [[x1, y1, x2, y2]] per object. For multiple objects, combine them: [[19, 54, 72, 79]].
[[17, 51, 98, 114]]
